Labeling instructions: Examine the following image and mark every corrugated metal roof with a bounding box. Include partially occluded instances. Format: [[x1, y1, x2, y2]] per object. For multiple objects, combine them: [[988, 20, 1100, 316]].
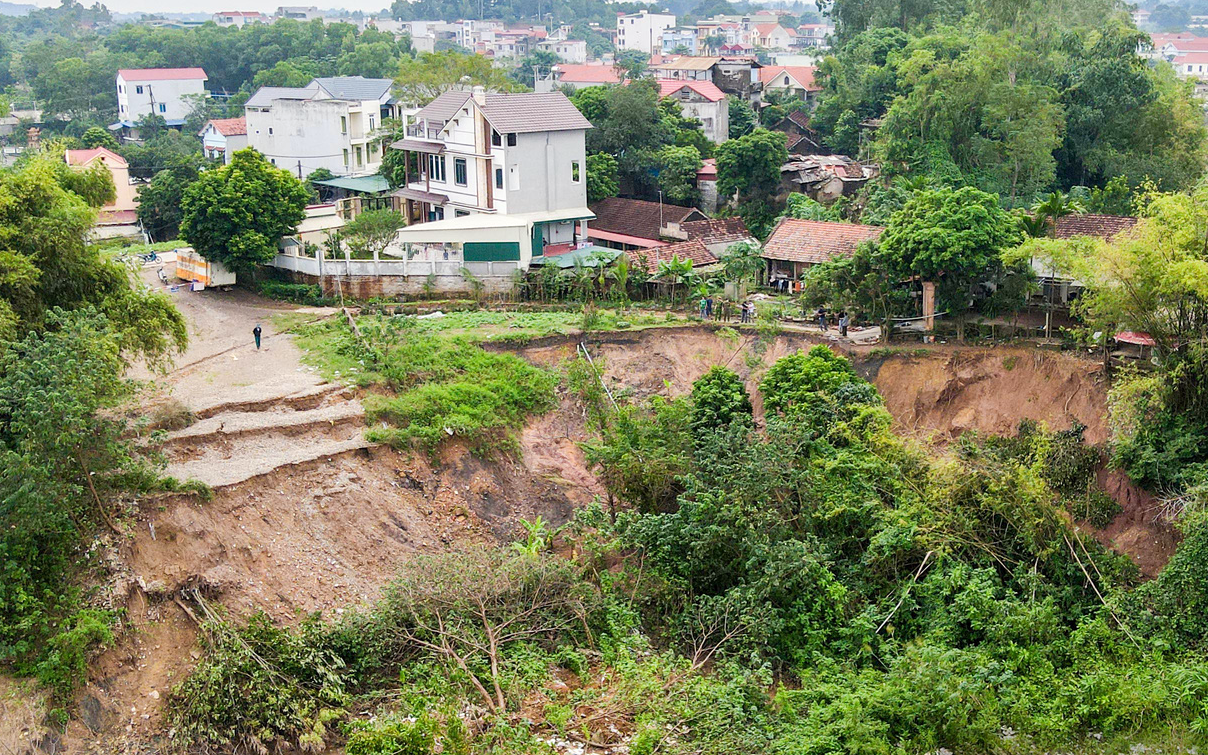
[[244, 86, 317, 108], [313, 76, 394, 101], [312, 175, 391, 194]]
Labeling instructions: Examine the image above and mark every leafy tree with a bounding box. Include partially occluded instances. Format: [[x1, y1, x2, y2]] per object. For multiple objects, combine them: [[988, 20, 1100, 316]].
[[395, 51, 523, 104], [690, 366, 752, 438], [342, 209, 406, 260], [180, 148, 311, 272], [781, 193, 843, 221], [120, 130, 203, 180], [880, 186, 1022, 334], [715, 129, 789, 236], [720, 241, 764, 286], [137, 157, 204, 242], [79, 126, 117, 150], [586, 152, 619, 203], [511, 49, 561, 88], [614, 49, 648, 79], [759, 345, 863, 415], [655, 145, 703, 206], [728, 98, 755, 139]]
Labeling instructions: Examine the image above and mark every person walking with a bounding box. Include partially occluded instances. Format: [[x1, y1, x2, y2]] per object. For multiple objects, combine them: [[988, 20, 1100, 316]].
[[816, 307, 828, 332], [253, 324, 262, 350], [839, 311, 849, 338]]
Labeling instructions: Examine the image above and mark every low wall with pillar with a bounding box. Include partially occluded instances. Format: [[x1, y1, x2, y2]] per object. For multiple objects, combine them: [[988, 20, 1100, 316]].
[[268, 253, 519, 298]]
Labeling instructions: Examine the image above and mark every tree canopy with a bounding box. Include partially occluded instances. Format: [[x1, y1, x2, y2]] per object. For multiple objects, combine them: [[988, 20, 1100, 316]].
[[180, 148, 311, 272]]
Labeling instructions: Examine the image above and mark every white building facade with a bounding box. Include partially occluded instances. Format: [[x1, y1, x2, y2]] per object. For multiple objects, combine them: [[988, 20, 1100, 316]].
[[199, 117, 249, 163], [115, 68, 208, 126], [245, 77, 397, 177], [617, 11, 676, 54], [388, 88, 594, 265]]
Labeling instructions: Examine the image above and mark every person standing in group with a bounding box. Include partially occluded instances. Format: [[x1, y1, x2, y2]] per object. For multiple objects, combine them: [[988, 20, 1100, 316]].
[[838, 311, 849, 338], [253, 324, 262, 350], [699, 296, 708, 319], [705, 295, 714, 320]]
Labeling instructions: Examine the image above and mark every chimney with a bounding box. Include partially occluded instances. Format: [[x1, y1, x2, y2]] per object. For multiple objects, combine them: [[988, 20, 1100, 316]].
[[472, 85, 486, 105]]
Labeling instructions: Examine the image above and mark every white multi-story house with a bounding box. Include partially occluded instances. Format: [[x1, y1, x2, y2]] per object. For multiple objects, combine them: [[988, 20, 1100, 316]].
[[538, 37, 587, 63], [199, 117, 248, 163], [213, 10, 267, 26], [658, 80, 728, 143], [276, 5, 321, 20], [115, 68, 208, 128], [617, 10, 676, 54], [245, 76, 398, 177], [388, 88, 594, 266]]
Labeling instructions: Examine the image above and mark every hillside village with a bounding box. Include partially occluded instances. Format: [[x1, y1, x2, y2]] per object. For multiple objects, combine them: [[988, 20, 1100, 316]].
[[7, 0, 1208, 754]]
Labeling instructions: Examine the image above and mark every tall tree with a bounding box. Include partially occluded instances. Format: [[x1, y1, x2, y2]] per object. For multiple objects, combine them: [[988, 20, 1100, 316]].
[[179, 149, 311, 272]]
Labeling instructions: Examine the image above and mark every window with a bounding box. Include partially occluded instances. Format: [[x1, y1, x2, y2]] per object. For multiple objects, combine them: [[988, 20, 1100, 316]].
[[369, 115, 375, 131], [571, 160, 580, 183], [158, 103, 167, 113], [340, 115, 348, 134], [343, 149, 349, 166], [136, 85, 144, 94], [492, 130, 502, 147], [495, 167, 503, 189], [356, 146, 363, 167], [429, 154, 446, 182], [784, 75, 790, 86], [454, 157, 467, 186], [455, 210, 470, 217], [506, 133, 517, 146], [268, 127, 273, 135], [118, 85, 124, 93]]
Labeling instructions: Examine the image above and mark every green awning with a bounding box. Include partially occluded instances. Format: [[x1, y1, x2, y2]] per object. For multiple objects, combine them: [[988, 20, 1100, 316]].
[[312, 175, 391, 194], [530, 246, 621, 269]]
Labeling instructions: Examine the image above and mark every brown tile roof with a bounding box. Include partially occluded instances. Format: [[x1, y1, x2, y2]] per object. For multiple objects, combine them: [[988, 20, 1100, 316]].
[[630, 238, 717, 273], [761, 218, 884, 264], [682, 217, 752, 246], [588, 197, 707, 242], [1051, 213, 1138, 241], [760, 65, 819, 90], [786, 110, 811, 129], [416, 91, 592, 134]]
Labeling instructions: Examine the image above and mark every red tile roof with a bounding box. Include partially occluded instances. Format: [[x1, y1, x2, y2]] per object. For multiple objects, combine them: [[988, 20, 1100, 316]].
[[203, 116, 246, 136], [588, 197, 707, 242], [555, 64, 621, 83], [1051, 214, 1138, 241], [118, 67, 208, 82], [682, 216, 752, 246], [762, 218, 884, 264], [1174, 51, 1208, 64], [657, 79, 726, 102], [64, 147, 127, 167], [760, 65, 819, 90], [1168, 37, 1208, 52], [631, 238, 717, 273]]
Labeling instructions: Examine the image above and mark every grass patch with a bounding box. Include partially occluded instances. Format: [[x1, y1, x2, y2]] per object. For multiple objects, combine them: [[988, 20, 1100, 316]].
[[296, 316, 558, 453]]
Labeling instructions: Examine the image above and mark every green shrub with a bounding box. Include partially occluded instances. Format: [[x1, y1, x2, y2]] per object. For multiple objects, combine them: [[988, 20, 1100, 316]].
[[345, 715, 437, 755], [258, 280, 332, 306], [689, 366, 752, 438]]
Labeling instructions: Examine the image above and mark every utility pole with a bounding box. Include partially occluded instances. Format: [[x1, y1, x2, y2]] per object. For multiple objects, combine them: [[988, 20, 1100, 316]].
[[297, 160, 303, 180]]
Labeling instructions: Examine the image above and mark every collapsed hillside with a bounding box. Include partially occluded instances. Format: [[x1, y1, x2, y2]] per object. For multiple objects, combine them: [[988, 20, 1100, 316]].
[[53, 320, 1175, 754]]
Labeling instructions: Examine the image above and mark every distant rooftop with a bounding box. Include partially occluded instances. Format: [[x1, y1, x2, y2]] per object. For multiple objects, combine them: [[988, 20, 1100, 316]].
[[312, 76, 394, 101], [415, 90, 592, 134], [118, 67, 208, 82]]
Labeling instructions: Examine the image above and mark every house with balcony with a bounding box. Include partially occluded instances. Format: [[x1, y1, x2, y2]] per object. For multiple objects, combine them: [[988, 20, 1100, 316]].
[[244, 76, 397, 177], [385, 87, 594, 270]]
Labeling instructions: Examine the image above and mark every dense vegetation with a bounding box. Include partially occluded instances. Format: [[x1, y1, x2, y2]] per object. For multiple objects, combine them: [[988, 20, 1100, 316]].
[[812, 0, 1206, 213], [0, 151, 188, 711], [168, 344, 1208, 754]]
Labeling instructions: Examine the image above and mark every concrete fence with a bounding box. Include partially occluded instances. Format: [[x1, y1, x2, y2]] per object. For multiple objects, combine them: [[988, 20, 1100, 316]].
[[269, 253, 520, 298]]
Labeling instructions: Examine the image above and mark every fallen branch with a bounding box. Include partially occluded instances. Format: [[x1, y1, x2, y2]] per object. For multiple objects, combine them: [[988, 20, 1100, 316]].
[[876, 551, 934, 635]]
